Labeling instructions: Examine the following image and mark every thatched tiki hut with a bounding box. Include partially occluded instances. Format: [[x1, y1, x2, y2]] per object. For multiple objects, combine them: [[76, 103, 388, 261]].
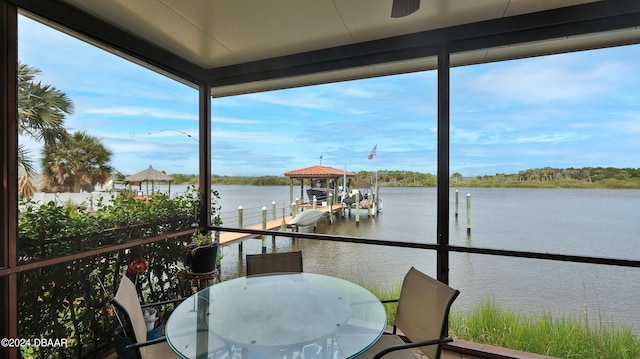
[[125, 165, 174, 198]]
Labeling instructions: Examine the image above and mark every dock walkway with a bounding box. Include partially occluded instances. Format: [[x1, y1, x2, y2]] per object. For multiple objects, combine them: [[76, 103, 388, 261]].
[[218, 204, 342, 245]]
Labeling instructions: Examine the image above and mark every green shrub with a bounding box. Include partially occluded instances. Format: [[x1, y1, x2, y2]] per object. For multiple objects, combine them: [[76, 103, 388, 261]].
[[17, 186, 221, 358]]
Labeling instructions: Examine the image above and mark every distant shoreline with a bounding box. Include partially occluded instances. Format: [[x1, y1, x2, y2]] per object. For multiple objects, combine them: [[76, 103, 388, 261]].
[[168, 180, 640, 190], [164, 167, 640, 189]]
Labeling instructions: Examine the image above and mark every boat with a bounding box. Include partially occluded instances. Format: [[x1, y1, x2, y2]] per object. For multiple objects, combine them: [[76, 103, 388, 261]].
[[287, 209, 324, 227], [306, 188, 330, 202], [342, 183, 382, 211]]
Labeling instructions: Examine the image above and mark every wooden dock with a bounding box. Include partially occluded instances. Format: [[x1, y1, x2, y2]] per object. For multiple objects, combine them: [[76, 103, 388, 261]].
[[218, 204, 343, 245]]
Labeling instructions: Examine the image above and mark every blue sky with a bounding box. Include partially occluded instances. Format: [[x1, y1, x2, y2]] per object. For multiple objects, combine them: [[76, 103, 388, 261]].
[[18, 15, 640, 177]]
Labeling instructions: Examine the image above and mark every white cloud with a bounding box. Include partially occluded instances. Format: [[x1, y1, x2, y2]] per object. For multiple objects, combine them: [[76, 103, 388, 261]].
[[85, 107, 198, 121], [463, 53, 629, 104], [212, 116, 263, 125], [513, 133, 582, 143], [247, 91, 343, 111]]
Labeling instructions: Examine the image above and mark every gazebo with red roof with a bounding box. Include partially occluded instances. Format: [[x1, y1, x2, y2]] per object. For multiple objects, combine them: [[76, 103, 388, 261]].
[[284, 165, 356, 205]]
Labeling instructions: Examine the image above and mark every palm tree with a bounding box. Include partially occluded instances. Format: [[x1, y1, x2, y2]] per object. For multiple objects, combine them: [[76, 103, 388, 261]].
[[41, 131, 113, 193], [18, 61, 73, 175], [17, 62, 73, 198]]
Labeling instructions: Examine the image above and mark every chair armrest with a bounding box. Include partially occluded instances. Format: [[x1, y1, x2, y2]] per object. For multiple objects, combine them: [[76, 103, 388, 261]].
[[140, 297, 185, 308], [372, 337, 454, 359], [380, 298, 399, 304], [125, 335, 168, 350]]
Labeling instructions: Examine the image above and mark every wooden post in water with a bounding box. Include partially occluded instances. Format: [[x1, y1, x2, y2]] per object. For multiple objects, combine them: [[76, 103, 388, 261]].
[[281, 207, 287, 231], [328, 193, 334, 224], [238, 205, 243, 252], [455, 190, 459, 219], [312, 196, 317, 230], [466, 193, 471, 236], [261, 207, 267, 253], [355, 191, 360, 225], [291, 202, 297, 241], [271, 201, 276, 221], [271, 203, 277, 244]]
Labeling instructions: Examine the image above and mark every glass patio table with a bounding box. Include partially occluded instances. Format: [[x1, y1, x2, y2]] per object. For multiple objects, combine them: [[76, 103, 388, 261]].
[[166, 272, 387, 359]]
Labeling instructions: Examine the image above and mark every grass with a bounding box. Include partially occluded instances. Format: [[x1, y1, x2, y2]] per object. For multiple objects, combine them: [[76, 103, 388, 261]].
[[449, 299, 640, 359], [363, 284, 640, 359], [364, 283, 401, 326]]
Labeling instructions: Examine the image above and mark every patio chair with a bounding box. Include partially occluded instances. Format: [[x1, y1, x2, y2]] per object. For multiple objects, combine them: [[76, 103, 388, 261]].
[[246, 251, 303, 276], [111, 275, 185, 359], [358, 267, 460, 359]]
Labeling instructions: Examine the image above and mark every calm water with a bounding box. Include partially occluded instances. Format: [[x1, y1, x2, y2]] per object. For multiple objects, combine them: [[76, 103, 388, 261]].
[[169, 185, 640, 330]]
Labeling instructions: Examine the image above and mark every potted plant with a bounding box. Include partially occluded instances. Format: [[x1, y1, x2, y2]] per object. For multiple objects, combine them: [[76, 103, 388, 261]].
[[185, 231, 218, 273]]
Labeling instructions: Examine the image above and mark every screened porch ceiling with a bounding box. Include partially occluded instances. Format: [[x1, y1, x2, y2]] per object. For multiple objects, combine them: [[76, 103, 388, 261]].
[[19, 1, 640, 96]]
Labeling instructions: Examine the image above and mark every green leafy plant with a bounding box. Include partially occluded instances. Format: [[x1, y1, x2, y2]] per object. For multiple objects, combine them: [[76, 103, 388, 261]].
[[17, 186, 222, 358], [191, 231, 213, 246]]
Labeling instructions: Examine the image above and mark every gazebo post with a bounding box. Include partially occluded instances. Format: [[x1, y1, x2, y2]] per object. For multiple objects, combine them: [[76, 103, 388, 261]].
[[289, 178, 293, 209], [299, 179, 304, 205]]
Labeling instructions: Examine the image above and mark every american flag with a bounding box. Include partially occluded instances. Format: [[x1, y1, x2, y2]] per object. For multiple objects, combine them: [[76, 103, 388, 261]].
[[368, 145, 377, 160]]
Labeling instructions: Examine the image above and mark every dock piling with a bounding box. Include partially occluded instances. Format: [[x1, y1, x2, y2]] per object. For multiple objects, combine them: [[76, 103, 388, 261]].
[[261, 207, 267, 252], [312, 195, 317, 230], [272, 201, 276, 221], [455, 190, 459, 219], [238, 205, 243, 252], [466, 193, 471, 236], [355, 192, 360, 226], [328, 193, 334, 224], [281, 206, 287, 231]]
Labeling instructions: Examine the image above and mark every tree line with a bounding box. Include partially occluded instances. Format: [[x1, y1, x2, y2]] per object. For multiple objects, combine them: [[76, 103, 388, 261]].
[[454, 167, 640, 189], [164, 167, 640, 189]]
